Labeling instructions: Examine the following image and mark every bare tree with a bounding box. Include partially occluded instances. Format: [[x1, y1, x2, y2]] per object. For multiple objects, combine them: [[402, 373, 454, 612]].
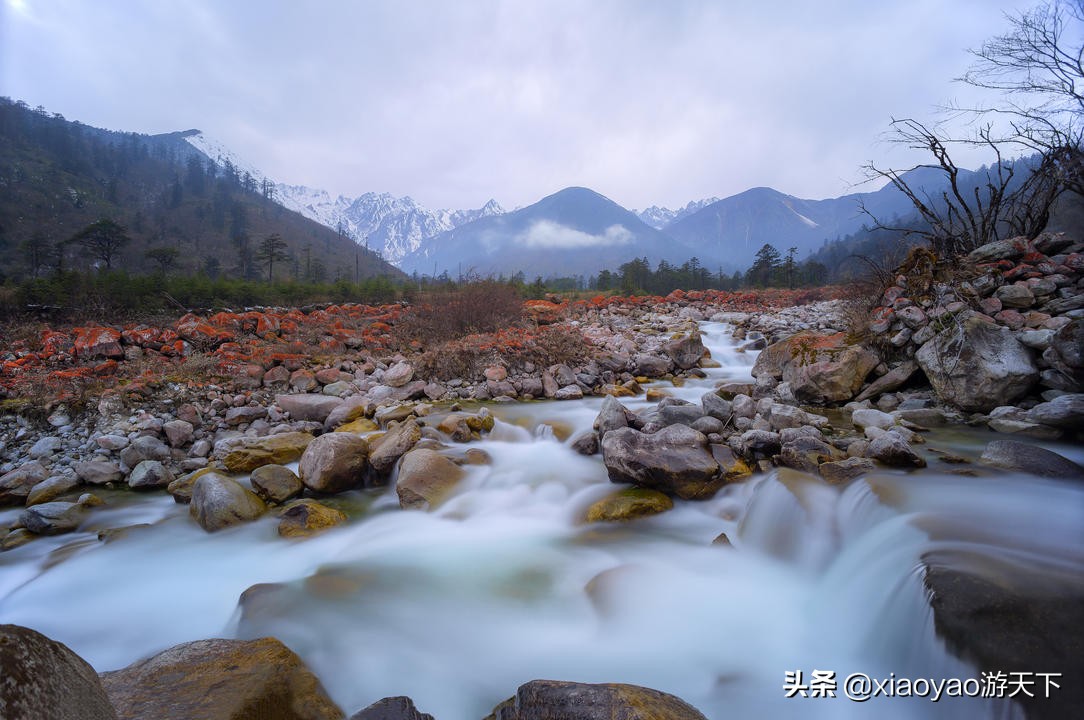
[[956, 0, 1083, 195]]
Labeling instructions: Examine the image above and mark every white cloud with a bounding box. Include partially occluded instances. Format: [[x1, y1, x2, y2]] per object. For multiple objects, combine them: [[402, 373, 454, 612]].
[[517, 221, 633, 249]]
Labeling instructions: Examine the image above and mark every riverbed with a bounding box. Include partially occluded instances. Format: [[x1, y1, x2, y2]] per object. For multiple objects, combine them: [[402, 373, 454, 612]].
[[1, 322, 1081, 719]]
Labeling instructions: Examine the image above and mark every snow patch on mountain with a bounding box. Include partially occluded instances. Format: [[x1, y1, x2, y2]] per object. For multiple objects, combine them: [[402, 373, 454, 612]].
[[636, 198, 721, 229]]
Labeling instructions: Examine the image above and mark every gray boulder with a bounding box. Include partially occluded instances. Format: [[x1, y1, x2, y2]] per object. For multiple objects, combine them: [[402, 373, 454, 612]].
[[487, 679, 707, 720], [73, 460, 123, 486], [1026, 393, 1084, 429], [0, 461, 48, 505], [594, 395, 631, 438], [19, 497, 93, 535], [0, 624, 117, 720], [396, 448, 465, 510], [128, 460, 174, 490], [189, 473, 267, 532], [601, 424, 721, 500], [276, 394, 346, 423], [119, 435, 170, 469], [916, 312, 1037, 412], [250, 464, 304, 504], [979, 440, 1084, 479], [298, 433, 368, 494], [663, 332, 705, 370], [867, 433, 926, 468], [349, 696, 434, 720], [368, 420, 422, 477]]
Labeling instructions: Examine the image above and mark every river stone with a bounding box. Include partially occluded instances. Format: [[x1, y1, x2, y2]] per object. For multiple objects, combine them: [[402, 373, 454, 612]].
[[1026, 393, 1084, 429], [368, 420, 422, 476], [632, 353, 671, 377], [966, 236, 1031, 263], [28, 436, 62, 460], [755, 332, 878, 404], [299, 433, 368, 494], [26, 474, 81, 506], [19, 499, 88, 535], [554, 385, 584, 400], [915, 313, 1038, 413], [0, 624, 117, 720], [167, 466, 219, 504], [663, 332, 705, 370], [700, 392, 732, 423], [594, 395, 631, 438], [924, 562, 1084, 720], [709, 444, 753, 481], [100, 637, 343, 720], [251, 464, 304, 504], [119, 435, 170, 469], [854, 360, 918, 402], [396, 448, 465, 510], [601, 424, 721, 500], [485, 679, 708, 720], [979, 440, 1084, 479], [570, 431, 599, 456], [1045, 319, 1083, 387], [189, 473, 267, 532], [819, 457, 876, 484], [277, 499, 347, 538], [162, 419, 195, 448], [778, 436, 838, 474], [126, 460, 173, 490], [851, 408, 895, 431], [867, 433, 926, 468], [276, 394, 345, 423], [223, 432, 315, 473], [0, 461, 48, 505], [658, 402, 705, 427], [586, 487, 674, 522], [382, 361, 414, 388], [348, 696, 434, 720], [335, 418, 379, 434]]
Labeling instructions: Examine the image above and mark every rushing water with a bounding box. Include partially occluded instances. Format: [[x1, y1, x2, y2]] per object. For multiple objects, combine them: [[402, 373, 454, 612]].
[[1, 322, 1082, 719]]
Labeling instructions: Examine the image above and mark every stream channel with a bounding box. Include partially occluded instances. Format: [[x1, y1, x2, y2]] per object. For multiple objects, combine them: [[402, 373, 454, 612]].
[[1, 322, 1082, 719]]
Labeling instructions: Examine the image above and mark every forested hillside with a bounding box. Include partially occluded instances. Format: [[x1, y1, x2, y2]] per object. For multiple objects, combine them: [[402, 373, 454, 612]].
[[0, 98, 400, 284]]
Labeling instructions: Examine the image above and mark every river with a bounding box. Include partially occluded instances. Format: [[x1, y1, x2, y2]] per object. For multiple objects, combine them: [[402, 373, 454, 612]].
[[1, 322, 1081, 719]]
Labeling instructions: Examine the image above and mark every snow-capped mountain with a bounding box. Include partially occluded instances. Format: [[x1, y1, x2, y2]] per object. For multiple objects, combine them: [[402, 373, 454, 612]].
[[274, 186, 505, 265], [635, 198, 721, 229]]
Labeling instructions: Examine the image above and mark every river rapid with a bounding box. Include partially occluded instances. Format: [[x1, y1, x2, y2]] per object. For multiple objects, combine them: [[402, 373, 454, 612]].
[[1, 322, 1081, 719]]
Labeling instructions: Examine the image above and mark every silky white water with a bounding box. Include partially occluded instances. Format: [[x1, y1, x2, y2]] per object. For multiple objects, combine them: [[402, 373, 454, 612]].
[[1, 322, 1080, 719]]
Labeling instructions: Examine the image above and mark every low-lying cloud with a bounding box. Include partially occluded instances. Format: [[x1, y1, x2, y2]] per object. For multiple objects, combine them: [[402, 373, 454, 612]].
[[517, 221, 633, 249]]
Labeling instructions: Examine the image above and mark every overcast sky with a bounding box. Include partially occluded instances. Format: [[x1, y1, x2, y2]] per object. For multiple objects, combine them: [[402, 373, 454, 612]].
[[1, 0, 1039, 211]]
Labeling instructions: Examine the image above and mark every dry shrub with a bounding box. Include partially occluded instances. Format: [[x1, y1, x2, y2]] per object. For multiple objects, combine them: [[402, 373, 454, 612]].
[[504, 326, 590, 369], [413, 338, 496, 381], [394, 280, 522, 345]]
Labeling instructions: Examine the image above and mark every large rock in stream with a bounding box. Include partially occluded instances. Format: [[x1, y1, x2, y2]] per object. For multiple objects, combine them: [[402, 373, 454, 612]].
[[396, 448, 465, 510], [0, 624, 117, 720], [485, 679, 708, 720], [100, 637, 344, 720], [298, 433, 369, 494], [601, 425, 722, 500], [915, 312, 1037, 412], [348, 696, 434, 720], [189, 473, 267, 532], [752, 332, 879, 404]]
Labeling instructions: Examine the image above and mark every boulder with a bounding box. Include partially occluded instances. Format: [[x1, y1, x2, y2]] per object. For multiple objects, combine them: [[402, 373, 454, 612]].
[[189, 473, 267, 532], [554, 385, 584, 400], [632, 353, 671, 377], [119, 435, 170, 469], [486, 679, 707, 720], [601, 425, 721, 500], [585, 487, 673, 522], [127, 460, 174, 490], [570, 432, 599, 456], [162, 420, 195, 448], [1043, 319, 1084, 390], [276, 394, 345, 423], [396, 449, 465, 510], [368, 420, 422, 476], [851, 408, 895, 431], [251, 465, 304, 504], [700, 392, 733, 423], [348, 696, 434, 720], [0, 461, 48, 505], [278, 500, 348, 538], [979, 440, 1084, 479], [298, 433, 368, 494], [1026, 393, 1084, 429], [658, 402, 705, 427], [867, 433, 926, 468], [0, 624, 117, 720], [19, 498, 90, 535], [382, 361, 414, 388], [854, 360, 919, 402], [819, 457, 876, 485], [73, 460, 124, 486], [915, 313, 1037, 413], [755, 332, 879, 404], [778, 436, 838, 474], [26, 474, 81, 506], [100, 637, 343, 720], [663, 332, 705, 370], [594, 395, 631, 438], [223, 432, 315, 473]]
